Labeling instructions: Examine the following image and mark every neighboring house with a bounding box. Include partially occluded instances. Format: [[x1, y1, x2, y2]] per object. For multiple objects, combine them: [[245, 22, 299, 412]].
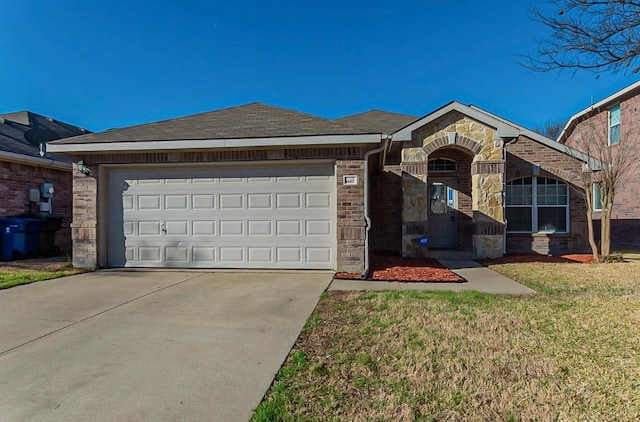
[[47, 102, 591, 273], [559, 80, 640, 248], [0, 111, 89, 253]]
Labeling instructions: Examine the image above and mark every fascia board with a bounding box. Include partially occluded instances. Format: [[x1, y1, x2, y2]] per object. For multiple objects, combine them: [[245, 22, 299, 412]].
[[47, 133, 383, 153], [0, 150, 71, 171]]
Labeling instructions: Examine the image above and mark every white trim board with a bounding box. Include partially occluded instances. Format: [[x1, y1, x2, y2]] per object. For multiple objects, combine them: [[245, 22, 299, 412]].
[[47, 134, 383, 153]]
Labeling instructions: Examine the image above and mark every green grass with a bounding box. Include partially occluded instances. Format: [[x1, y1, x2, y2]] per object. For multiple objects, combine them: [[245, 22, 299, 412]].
[[0, 265, 81, 289], [252, 260, 640, 421]]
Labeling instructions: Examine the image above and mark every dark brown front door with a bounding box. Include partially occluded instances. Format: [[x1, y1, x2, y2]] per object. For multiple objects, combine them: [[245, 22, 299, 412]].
[[428, 177, 457, 248]]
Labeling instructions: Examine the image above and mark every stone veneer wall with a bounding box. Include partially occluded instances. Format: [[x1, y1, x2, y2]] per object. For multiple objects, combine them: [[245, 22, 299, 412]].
[[400, 111, 506, 258], [68, 147, 370, 273]]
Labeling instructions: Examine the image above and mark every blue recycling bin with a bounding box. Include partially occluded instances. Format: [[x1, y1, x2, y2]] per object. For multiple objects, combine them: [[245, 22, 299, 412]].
[[0, 219, 19, 261], [0, 217, 44, 259]]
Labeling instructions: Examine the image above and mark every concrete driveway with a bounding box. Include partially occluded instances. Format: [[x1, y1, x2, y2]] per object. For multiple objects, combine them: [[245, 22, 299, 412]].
[[0, 270, 332, 422]]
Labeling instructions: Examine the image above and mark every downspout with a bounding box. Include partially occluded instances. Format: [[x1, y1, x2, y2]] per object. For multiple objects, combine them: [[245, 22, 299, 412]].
[[362, 136, 391, 278]]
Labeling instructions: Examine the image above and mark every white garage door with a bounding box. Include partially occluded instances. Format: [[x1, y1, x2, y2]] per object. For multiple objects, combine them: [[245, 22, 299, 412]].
[[106, 164, 336, 269]]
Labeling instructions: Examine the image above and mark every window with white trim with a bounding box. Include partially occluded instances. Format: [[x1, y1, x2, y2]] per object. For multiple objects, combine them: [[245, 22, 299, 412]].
[[593, 183, 602, 211], [427, 158, 456, 172], [609, 104, 621, 145], [506, 177, 569, 233]]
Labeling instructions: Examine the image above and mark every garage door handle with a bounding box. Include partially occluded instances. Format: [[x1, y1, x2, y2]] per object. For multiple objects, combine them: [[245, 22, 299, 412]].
[[161, 224, 167, 233]]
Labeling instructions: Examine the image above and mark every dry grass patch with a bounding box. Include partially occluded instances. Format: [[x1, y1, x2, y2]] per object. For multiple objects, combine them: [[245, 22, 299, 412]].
[[253, 262, 640, 421], [0, 256, 82, 289]]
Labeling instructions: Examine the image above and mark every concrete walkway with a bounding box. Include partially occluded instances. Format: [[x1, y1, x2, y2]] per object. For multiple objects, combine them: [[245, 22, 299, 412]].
[[329, 258, 535, 295]]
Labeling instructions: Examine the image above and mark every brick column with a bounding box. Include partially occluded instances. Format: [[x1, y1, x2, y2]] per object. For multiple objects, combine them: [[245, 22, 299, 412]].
[[71, 163, 98, 270], [336, 160, 366, 273]]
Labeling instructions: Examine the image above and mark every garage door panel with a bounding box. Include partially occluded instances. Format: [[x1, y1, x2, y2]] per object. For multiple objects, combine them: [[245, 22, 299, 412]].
[[192, 195, 216, 209], [193, 221, 216, 235], [219, 194, 243, 209], [108, 164, 335, 269], [248, 247, 272, 262], [139, 246, 161, 262], [165, 246, 189, 262], [307, 248, 332, 263], [248, 220, 272, 235], [306, 193, 331, 208], [165, 221, 188, 235], [139, 221, 162, 236], [193, 247, 216, 262]]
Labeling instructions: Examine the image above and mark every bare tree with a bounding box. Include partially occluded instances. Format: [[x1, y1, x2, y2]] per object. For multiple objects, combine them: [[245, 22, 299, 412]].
[[568, 121, 638, 258], [525, 0, 640, 74], [533, 120, 566, 139]]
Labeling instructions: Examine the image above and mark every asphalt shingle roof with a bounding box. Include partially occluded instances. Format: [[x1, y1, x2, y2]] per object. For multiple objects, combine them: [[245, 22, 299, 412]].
[[0, 111, 88, 161], [50, 103, 376, 145], [334, 110, 418, 135]]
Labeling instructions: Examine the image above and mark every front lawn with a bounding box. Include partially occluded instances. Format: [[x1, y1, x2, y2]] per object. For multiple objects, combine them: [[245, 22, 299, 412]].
[[0, 257, 82, 289], [253, 260, 640, 421]]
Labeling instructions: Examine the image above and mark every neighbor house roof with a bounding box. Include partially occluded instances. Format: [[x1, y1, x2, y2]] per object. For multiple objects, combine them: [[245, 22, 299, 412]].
[[333, 110, 418, 135], [558, 79, 640, 144], [0, 111, 89, 170], [47, 102, 383, 153]]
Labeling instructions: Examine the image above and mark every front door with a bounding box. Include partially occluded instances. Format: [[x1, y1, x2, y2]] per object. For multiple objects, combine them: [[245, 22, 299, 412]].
[[428, 178, 457, 248]]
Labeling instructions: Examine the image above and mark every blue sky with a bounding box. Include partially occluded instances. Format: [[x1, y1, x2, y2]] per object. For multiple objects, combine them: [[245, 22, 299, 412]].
[[2, 0, 639, 133]]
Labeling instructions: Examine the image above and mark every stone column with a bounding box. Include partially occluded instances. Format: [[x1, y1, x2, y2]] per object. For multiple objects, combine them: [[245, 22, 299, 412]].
[[401, 161, 428, 257], [471, 147, 506, 258]]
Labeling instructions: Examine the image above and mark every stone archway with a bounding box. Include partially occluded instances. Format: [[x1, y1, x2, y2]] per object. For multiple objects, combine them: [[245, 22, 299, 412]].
[[402, 129, 506, 259]]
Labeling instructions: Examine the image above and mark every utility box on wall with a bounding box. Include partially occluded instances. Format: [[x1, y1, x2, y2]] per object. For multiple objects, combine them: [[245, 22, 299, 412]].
[[40, 183, 54, 199]]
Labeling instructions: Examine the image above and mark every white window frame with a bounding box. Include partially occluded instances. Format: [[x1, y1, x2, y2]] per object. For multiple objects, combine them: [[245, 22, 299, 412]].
[[506, 177, 570, 234], [592, 183, 602, 211], [609, 104, 621, 146]]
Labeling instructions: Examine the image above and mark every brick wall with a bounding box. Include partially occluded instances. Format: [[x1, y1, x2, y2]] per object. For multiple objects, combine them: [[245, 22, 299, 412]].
[[564, 95, 640, 247], [369, 164, 402, 253], [0, 159, 72, 252], [69, 146, 370, 272], [505, 136, 588, 254], [71, 164, 98, 269]]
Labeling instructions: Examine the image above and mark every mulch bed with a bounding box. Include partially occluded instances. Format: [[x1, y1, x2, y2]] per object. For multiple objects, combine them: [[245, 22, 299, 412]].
[[335, 252, 598, 283], [334, 253, 464, 283]]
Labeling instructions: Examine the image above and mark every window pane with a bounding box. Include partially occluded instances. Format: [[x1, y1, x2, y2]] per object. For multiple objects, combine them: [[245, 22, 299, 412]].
[[506, 179, 532, 205], [428, 158, 456, 172], [506, 207, 532, 232], [610, 105, 621, 144], [610, 124, 621, 144], [538, 207, 567, 232], [610, 104, 620, 126], [593, 183, 602, 210], [537, 179, 567, 206]]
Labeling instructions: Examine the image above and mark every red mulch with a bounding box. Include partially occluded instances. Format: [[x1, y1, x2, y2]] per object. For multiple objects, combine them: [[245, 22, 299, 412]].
[[335, 253, 596, 283], [477, 253, 595, 265], [334, 253, 464, 283]]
